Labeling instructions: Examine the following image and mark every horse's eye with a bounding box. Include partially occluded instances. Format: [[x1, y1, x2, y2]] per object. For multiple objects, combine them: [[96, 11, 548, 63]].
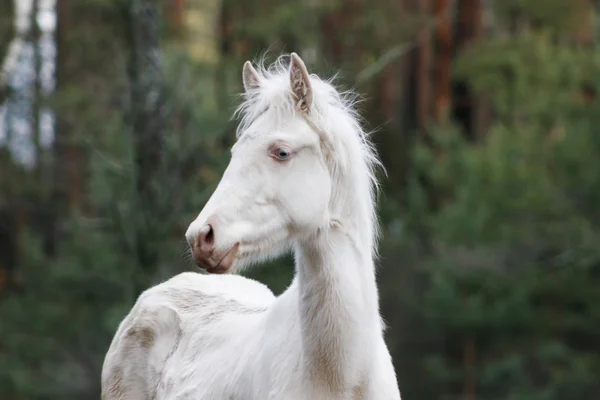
[[275, 148, 291, 160]]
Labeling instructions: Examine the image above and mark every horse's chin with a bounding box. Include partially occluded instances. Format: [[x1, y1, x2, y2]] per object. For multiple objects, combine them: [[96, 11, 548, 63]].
[[230, 236, 292, 271], [194, 242, 240, 274]]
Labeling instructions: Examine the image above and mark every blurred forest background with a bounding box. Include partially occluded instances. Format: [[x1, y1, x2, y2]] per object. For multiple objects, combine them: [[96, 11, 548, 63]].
[[1, 0, 600, 399]]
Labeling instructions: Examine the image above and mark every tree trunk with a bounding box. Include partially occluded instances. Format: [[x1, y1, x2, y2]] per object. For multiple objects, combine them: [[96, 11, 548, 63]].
[[31, 0, 42, 177], [170, 0, 185, 37], [434, 0, 453, 123], [454, 0, 487, 139], [0, 0, 15, 104], [130, 0, 164, 200], [128, 0, 165, 290], [0, 208, 16, 294], [416, 0, 433, 134], [462, 337, 476, 400], [573, 0, 595, 46], [48, 0, 72, 258]]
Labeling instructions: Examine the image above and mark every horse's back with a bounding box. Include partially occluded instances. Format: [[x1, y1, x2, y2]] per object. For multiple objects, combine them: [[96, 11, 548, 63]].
[[101, 271, 275, 400]]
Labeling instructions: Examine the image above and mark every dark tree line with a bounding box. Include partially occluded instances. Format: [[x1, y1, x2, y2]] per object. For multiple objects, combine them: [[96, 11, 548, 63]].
[[1, 0, 600, 398]]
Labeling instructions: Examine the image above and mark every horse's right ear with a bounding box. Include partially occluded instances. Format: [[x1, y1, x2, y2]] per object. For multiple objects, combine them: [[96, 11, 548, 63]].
[[289, 53, 313, 113], [243, 61, 260, 92]]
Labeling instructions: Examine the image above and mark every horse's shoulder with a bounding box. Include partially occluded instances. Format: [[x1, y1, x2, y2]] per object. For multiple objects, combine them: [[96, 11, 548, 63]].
[[123, 271, 274, 333], [152, 271, 276, 312], [102, 272, 275, 399]]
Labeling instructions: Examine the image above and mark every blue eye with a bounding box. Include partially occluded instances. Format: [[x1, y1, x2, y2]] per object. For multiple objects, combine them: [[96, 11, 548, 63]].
[[276, 148, 291, 160]]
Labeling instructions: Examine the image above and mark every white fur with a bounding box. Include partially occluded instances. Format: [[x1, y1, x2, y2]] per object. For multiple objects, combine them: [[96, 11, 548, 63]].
[[101, 53, 401, 399]]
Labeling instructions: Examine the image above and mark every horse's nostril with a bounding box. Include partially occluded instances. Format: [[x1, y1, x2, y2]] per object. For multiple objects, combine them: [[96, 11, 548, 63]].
[[204, 225, 214, 245], [196, 224, 215, 253]]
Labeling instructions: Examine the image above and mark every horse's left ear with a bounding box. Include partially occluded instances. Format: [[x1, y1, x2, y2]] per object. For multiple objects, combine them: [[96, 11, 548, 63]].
[[289, 53, 313, 113]]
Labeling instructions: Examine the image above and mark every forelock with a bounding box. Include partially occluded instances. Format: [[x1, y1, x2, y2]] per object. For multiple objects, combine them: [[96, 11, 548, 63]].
[[233, 55, 357, 137]]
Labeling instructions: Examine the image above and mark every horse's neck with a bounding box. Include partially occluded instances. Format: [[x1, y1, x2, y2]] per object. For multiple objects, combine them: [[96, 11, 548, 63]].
[[291, 220, 381, 391]]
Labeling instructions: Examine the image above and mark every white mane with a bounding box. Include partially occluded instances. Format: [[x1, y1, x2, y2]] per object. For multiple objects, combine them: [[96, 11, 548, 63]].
[[234, 55, 383, 256]]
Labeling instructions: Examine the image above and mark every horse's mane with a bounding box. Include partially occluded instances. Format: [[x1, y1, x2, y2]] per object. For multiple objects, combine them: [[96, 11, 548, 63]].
[[233, 54, 384, 257]]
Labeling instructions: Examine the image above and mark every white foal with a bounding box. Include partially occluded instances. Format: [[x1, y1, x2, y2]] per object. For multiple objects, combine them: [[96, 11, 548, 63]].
[[101, 53, 401, 400]]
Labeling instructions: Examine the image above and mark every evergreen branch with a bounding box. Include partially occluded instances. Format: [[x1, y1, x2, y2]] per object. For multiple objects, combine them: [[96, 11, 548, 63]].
[[355, 1, 455, 84], [355, 42, 415, 84]]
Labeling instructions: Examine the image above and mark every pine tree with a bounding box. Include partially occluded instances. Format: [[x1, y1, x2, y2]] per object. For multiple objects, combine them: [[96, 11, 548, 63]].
[[395, 1, 600, 398]]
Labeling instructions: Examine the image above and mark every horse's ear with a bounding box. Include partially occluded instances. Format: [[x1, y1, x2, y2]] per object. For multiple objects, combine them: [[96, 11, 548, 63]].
[[289, 53, 313, 113], [243, 61, 260, 92]]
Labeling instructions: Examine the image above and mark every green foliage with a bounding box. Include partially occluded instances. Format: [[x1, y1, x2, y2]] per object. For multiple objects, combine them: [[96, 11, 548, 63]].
[[0, 229, 127, 398], [0, 45, 236, 397], [2, 0, 600, 399], [398, 14, 600, 399], [492, 0, 589, 35]]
